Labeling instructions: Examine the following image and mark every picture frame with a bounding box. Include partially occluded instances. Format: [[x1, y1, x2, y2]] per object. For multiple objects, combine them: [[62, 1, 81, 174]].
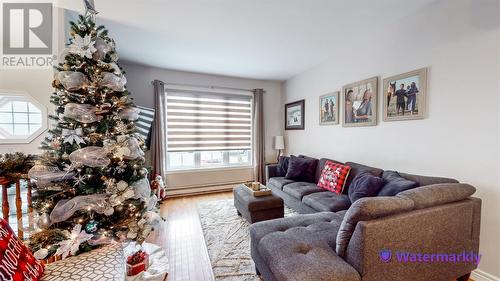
[[342, 77, 378, 127], [285, 99, 305, 130], [319, 92, 339, 125], [382, 68, 427, 121]]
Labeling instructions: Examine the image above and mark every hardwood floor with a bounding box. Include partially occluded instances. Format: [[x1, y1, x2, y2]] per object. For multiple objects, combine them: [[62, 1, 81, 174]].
[[153, 191, 473, 281], [154, 191, 232, 281]]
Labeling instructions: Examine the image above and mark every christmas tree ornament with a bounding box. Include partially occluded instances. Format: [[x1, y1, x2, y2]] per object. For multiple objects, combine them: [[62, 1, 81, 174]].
[[69, 146, 111, 168], [68, 34, 96, 59], [114, 121, 128, 134], [56, 71, 89, 91], [93, 37, 112, 61], [62, 128, 86, 145], [37, 212, 51, 229], [64, 103, 102, 124], [85, 220, 99, 233], [55, 224, 94, 259], [33, 248, 49, 260]]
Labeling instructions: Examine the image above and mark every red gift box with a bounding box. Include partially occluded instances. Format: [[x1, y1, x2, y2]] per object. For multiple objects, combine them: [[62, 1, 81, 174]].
[[126, 251, 150, 276]]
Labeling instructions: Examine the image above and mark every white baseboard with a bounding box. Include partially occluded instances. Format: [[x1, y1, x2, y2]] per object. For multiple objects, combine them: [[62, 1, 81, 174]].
[[472, 269, 500, 281]]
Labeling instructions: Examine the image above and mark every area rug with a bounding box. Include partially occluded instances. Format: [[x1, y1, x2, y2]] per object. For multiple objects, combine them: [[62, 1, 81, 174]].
[[198, 199, 296, 281]]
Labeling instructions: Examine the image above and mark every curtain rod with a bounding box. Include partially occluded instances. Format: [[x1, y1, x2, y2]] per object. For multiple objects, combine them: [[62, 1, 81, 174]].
[[151, 80, 254, 93]]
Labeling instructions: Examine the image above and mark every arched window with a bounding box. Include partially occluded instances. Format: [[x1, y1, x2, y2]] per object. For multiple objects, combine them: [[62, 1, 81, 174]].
[[0, 92, 47, 144]]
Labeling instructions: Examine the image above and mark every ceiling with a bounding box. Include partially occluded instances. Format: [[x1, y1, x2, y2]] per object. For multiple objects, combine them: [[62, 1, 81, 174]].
[[58, 0, 436, 81]]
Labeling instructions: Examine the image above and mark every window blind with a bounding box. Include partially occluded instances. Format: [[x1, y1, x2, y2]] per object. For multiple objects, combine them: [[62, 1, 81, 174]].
[[136, 106, 155, 149], [166, 90, 252, 152]]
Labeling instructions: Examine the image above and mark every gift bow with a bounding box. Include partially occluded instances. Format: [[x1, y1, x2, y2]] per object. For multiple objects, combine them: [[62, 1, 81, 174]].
[[62, 128, 85, 145]]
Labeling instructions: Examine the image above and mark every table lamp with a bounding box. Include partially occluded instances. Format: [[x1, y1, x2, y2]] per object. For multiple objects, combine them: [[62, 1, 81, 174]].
[[273, 136, 285, 162]]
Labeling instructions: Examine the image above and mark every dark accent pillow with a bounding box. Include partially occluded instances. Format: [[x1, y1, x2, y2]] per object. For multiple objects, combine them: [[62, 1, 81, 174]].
[[344, 162, 384, 194], [285, 155, 316, 182], [276, 156, 290, 177], [378, 171, 418, 196], [297, 155, 319, 183], [348, 171, 384, 202]]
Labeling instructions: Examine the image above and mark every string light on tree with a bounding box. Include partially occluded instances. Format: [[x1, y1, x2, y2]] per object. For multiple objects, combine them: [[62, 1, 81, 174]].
[[27, 1, 161, 260]]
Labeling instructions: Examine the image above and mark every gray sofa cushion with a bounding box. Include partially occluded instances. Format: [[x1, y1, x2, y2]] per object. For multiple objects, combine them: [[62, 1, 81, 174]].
[[283, 182, 324, 200], [399, 172, 459, 186], [268, 177, 294, 190], [250, 212, 360, 281], [302, 192, 352, 212], [262, 242, 361, 281], [397, 183, 476, 210], [250, 211, 345, 245], [336, 196, 415, 257], [344, 162, 384, 193]]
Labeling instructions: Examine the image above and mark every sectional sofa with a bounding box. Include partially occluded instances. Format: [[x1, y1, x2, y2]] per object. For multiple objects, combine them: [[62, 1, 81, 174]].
[[250, 156, 481, 281]]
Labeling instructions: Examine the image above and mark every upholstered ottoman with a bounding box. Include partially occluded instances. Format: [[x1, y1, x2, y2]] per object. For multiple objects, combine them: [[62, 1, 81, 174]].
[[233, 185, 284, 224]]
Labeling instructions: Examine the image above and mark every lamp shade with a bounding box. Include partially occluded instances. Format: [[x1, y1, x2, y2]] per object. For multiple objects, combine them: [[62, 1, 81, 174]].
[[273, 136, 285, 150]]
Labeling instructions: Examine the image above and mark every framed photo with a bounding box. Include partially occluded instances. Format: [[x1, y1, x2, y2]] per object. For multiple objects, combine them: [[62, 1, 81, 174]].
[[383, 68, 427, 121], [285, 99, 305, 130], [319, 92, 339, 125], [342, 77, 378, 127]]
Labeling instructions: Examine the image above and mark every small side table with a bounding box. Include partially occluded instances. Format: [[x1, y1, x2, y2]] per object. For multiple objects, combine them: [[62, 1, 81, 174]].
[[233, 184, 284, 224]]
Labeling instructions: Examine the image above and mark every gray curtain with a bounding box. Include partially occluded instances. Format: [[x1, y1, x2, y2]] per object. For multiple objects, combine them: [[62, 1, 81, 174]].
[[253, 89, 265, 183], [151, 80, 168, 180]]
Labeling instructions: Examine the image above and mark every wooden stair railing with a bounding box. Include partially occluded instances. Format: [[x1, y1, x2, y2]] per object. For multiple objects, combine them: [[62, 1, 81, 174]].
[[0, 176, 31, 240]]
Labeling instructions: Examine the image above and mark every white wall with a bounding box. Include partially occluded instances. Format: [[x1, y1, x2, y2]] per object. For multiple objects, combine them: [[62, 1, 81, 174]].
[[0, 7, 66, 154], [283, 0, 500, 278], [121, 61, 283, 192]]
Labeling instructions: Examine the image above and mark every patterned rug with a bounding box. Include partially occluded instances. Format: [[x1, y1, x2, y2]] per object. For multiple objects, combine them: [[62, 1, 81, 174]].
[[197, 199, 296, 281]]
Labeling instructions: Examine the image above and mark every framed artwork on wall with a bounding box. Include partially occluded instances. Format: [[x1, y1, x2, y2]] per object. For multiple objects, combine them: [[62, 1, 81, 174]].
[[319, 92, 339, 125], [342, 77, 378, 127], [285, 99, 305, 130], [383, 67, 428, 121]]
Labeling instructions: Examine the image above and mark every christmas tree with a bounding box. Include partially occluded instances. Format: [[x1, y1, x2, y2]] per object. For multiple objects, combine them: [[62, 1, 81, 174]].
[[27, 12, 160, 260]]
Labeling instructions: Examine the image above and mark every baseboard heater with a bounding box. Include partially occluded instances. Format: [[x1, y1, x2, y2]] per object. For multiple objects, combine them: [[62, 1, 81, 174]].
[[165, 181, 247, 198]]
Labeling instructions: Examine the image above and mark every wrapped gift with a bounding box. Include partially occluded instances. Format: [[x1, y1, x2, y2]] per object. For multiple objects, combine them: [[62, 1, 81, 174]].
[[127, 250, 150, 276]]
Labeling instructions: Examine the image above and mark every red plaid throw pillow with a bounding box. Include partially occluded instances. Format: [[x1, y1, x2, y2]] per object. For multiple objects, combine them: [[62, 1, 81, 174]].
[[0, 219, 44, 281], [317, 161, 351, 194]]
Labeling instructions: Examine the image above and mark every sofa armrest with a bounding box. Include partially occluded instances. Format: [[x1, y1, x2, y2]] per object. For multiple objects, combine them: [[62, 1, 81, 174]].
[[344, 198, 481, 281], [266, 164, 279, 183]]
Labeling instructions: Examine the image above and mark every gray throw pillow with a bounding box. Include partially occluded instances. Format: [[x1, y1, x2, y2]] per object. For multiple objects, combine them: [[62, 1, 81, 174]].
[[348, 171, 384, 203], [378, 170, 418, 196], [285, 155, 315, 182], [276, 156, 289, 177]]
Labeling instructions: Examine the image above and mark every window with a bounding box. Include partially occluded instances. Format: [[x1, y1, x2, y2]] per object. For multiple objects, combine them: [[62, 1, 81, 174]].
[[0, 93, 47, 144], [166, 89, 252, 171]]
